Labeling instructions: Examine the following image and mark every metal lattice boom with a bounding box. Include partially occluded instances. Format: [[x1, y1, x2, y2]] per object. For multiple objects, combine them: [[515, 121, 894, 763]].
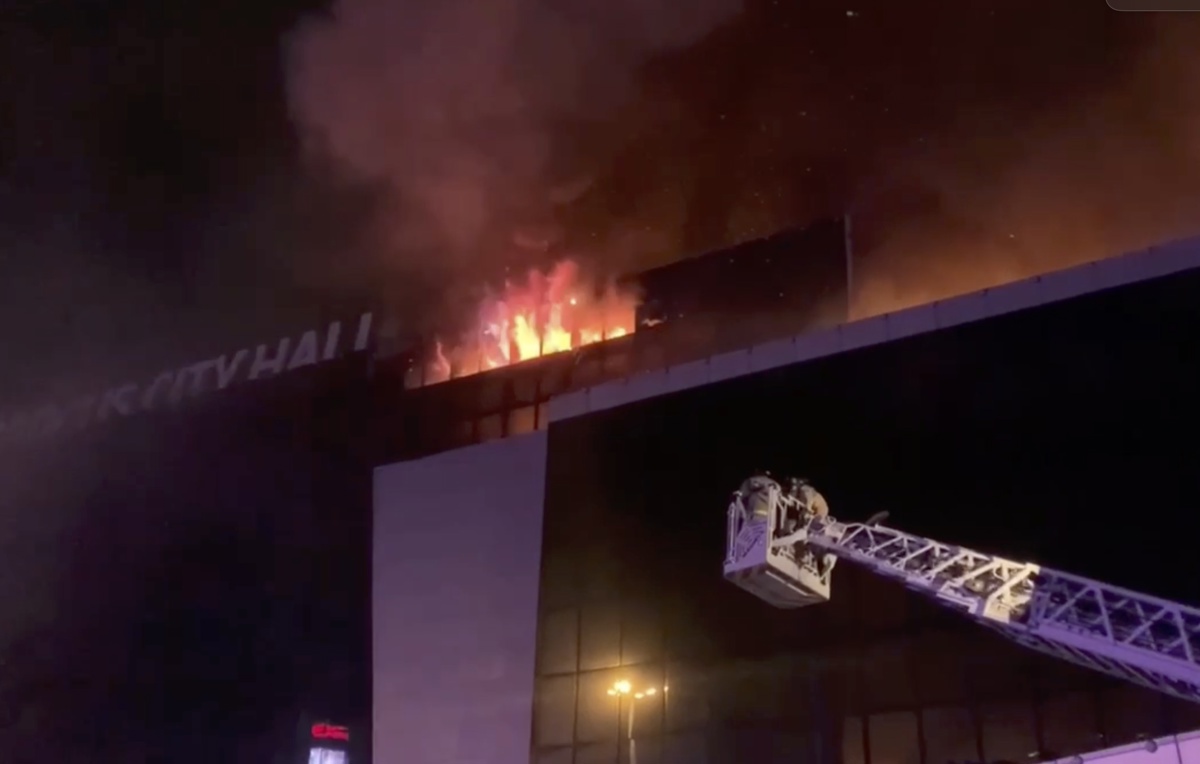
[[729, 476, 1200, 704]]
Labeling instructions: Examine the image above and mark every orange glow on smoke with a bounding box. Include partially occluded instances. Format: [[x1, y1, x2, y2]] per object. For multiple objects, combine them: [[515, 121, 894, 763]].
[[421, 260, 635, 385]]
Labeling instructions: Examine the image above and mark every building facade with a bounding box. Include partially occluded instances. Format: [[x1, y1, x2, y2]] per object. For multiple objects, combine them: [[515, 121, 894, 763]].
[[8, 222, 1200, 764], [0, 220, 847, 763], [374, 237, 1200, 764], [0, 338, 376, 764]]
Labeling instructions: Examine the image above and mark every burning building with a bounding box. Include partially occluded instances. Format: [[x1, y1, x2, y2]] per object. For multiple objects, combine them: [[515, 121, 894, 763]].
[[0, 218, 849, 764], [14, 216, 1200, 764], [373, 233, 1200, 764], [412, 259, 638, 388], [371, 218, 850, 460]]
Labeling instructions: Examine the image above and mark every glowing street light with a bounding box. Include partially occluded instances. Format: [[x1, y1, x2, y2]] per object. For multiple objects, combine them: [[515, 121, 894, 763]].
[[606, 680, 668, 764]]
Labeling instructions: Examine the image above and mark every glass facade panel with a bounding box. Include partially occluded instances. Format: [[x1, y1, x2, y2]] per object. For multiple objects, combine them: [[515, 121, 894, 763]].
[[860, 642, 915, 712], [967, 638, 1033, 702], [579, 602, 622, 671], [540, 548, 578, 610], [922, 705, 979, 764], [856, 574, 909, 634], [577, 545, 621, 601], [538, 364, 572, 399], [450, 416, 473, 446], [710, 660, 796, 725], [629, 678, 666, 739], [1040, 691, 1102, 757], [662, 598, 720, 660], [476, 374, 506, 411], [1100, 684, 1164, 744], [539, 608, 579, 675], [478, 412, 503, 442], [534, 747, 574, 764], [979, 701, 1038, 763], [574, 741, 619, 764], [531, 265, 1200, 764], [625, 735, 662, 764], [536, 674, 578, 747], [511, 373, 540, 406], [910, 631, 970, 706], [620, 600, 664, 666], [572, 354, 606, 389], [664, 662, 711, 731], [577, 668, 627, 743], [661, 731, 708, 764], [866, 712, 920, 764], [508, 405, 538, 436], [843, 717, 866, 764], [1167, 696, 1200, 733], [1035, 655, 1096, 695], [723, 729, 811, 764]]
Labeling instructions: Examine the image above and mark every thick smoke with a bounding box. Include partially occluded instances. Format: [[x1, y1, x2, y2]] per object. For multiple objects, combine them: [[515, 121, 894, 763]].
[[287, 3, 1200, 326], [286, 0, 742, 293], [850, 14, 1200, 317]]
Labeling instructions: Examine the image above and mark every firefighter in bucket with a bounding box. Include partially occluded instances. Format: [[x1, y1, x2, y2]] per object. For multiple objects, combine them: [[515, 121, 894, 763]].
[[763, 475, 836, 577]]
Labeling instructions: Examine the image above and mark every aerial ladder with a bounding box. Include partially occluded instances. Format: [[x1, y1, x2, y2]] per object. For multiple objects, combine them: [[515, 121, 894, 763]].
[[723, 475, 1200, 707]]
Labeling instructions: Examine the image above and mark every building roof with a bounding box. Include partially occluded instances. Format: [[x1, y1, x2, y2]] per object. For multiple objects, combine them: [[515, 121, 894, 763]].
[[548, 235, 1200, 423]]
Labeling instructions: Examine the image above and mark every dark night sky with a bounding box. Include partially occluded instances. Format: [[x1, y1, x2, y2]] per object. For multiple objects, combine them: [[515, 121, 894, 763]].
[[2, 1, 1200, 758], [2, 0, 1199, 402]]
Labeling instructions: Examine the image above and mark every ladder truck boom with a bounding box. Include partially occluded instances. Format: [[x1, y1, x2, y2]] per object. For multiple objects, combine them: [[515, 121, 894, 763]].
[[724, 475, 1200, 705]]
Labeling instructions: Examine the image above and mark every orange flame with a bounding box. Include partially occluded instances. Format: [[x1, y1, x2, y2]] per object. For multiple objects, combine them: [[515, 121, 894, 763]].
[[418, 260, 635, 385]]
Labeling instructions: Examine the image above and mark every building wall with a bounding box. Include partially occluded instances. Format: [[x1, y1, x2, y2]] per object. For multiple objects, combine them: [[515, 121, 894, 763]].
[[373, 432, 548, 764], [371, 220, 850, 465], [534, 265, 1200, 764], [0, 357, 374, 764]]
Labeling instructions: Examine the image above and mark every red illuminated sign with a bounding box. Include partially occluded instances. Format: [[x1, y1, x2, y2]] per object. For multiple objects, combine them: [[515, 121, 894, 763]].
[[311, 723, 350, 742]]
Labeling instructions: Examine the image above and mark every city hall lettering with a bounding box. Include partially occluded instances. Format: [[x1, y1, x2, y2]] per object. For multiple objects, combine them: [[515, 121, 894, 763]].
[[0, 313, 373, 442]]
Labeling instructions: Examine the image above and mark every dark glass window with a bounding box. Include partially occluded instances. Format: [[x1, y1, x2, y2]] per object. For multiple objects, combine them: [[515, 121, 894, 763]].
[[574, 741, 619, 764], [577, 668, 627, 743], [856, 574, 908, 634], [1099, 684, 1163, 744], [664, 662, 711, 732], [922, 706, 980, 764], [508, 405, 537, 436], [967, 638, 1033, 703], [1166, 695, 1200, 734], [661, 731, 706, 764], [540, 548, 578, 610], [535, 674, 577, 748], [539, 608, 579, 675], [532, 257, 1200, 761], [621, 600, 665, 666], [910, 630, 970, 706], [979, 701, 1038, 762], [842, 717, 865, 764], [866, 712, 920, 764], [577, 545, 621, 602], [859, 642, 915, 712], [477, 413, 503, 442], [579, 602, 622, 671], [534, 747, 573, 764], [1040, 691, 1102, 756]]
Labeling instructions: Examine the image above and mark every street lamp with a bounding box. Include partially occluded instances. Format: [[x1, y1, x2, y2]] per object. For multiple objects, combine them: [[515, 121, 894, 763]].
[[606, 681, 668, 764]]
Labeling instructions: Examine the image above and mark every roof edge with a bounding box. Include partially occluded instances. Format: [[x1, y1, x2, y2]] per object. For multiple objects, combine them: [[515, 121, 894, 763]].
[[548, 235, 1200, 423]]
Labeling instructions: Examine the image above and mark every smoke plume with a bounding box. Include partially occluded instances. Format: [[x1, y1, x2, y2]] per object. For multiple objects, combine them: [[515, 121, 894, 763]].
[[287, 3, 1200, 326], [285, 0, 742, 292], [849, 14, 1200, 317]]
